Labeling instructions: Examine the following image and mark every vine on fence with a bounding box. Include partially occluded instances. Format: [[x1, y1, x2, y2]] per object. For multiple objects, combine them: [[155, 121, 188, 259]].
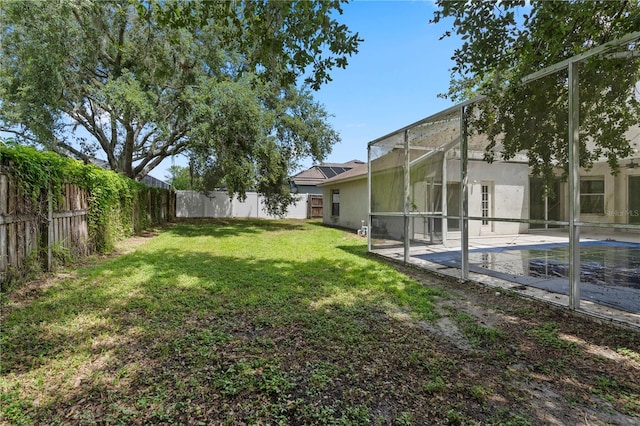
[[0, 140, 169, 255]]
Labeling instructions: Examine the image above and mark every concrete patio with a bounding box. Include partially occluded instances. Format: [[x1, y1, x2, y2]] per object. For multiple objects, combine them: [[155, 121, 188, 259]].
[[371, 230, 640, 329]]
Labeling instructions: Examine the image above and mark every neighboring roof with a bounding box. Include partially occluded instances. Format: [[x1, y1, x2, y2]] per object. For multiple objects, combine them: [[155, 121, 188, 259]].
[[318, 162, 368, 186], [292, 160, 364, 186], [142, 174, 171, 189], [321, 159, 365, 168], [318, 165, 351, 179], [89, 156, 171, 189], [292, 167, 326, 185]]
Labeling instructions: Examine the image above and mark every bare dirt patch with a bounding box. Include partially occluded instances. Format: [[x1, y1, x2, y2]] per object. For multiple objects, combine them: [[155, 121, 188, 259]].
[[393, 262, 640, 425], [113, 229, 162, 255]]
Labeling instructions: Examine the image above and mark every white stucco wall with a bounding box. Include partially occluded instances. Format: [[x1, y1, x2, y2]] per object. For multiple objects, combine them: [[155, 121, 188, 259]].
[[321, 178, 368, 231], [176, 191, 308, 219], [446, 159, 530, 236]]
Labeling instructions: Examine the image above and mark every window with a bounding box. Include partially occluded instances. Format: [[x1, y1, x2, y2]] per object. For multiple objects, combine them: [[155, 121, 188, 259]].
[[481, 183, 490, 225], [580, 178, 604, 214], [331, 189, 340, 216]]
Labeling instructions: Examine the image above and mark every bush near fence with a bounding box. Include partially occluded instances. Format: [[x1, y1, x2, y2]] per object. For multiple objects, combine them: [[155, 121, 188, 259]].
[[0, 142, 174, 287]]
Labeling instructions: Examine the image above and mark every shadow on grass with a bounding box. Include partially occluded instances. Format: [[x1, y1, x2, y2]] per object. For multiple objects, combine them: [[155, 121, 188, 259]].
[[336, 243, 371, 258], [1, 240, 448, 423], [3, 225, 639, 425], [166, 218, 308, 238]]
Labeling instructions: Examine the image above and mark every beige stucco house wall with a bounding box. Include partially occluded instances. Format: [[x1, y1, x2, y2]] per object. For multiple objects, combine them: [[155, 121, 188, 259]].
[[449, 158, 531, 236], [318, 163, 368, 231]]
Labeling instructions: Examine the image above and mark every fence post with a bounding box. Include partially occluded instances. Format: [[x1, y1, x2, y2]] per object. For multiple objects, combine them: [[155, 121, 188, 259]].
[[47, 186, 53, 271], [0, 174, 7, 280]]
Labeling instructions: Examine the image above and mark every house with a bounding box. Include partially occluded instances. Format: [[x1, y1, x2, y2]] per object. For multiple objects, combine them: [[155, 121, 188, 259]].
[[317, 162, 368, 231], [365, 115, 533, 244], [366, 114, 639, 244], [549, 126, 640, 229], [290, 159, 365, 219], [291, 160, 365, 195], [538, 156, 640, 229]]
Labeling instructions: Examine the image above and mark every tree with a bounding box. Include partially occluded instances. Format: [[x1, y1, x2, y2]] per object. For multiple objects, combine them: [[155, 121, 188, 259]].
[[186, 81, 339, 215], [432, 1, 640, 181], [0, 0, 360, 213], [164, 165, 192, 190]]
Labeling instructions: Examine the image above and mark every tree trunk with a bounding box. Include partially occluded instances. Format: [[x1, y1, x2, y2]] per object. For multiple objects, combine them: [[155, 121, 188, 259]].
[[123, 125, 135, 179]]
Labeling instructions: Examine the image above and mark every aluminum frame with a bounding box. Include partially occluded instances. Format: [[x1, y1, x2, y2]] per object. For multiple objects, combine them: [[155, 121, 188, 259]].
[[368, 31, 640, 312]]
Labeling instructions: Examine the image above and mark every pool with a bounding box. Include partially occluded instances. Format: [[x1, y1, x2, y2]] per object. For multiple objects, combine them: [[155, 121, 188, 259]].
[[414, 240, 640, 313]]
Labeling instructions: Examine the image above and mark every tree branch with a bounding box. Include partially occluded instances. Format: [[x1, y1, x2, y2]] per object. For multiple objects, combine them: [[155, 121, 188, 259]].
[[68, 101, 118, 167], [52, 138, 93, 164], [133, 135, 189, 179]]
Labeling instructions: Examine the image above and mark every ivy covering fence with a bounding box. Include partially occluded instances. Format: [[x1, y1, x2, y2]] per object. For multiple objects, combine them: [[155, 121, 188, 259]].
[[0, 142, 174, 287]]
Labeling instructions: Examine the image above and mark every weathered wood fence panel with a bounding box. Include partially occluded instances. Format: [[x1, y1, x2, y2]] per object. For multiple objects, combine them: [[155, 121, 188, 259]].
[[1, 168, 175, 284], [0, 173, 90, 283], [0, 172, 45, 282], [50, 183, 89, 258], [0, 150, 177, 285], [0, 174, 7, 278], [308, 194, 323, 218]]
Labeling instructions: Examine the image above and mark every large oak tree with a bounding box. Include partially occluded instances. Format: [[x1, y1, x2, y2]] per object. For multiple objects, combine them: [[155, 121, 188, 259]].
[[0, 0, 360, 214]]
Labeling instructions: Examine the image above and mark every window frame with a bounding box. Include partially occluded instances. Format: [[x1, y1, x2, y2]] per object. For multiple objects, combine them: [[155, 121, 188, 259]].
[[579, 177, 605, 215], [331, 189, 340, 217], [481, 183, 490, 225]]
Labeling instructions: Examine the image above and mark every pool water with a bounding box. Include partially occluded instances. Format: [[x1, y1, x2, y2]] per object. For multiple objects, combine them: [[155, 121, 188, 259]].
[[414, 240, 640, 313], [527, 244, 640, 287]]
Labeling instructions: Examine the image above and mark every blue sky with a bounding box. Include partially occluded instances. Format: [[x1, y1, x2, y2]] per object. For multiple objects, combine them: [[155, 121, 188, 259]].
[[153, 0, 462, 179], [308, 0, 460, 166]]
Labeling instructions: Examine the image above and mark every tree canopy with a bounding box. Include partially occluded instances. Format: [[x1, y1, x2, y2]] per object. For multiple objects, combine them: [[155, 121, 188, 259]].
[[0, 0, 360, 214], [164, 165, 192, 191], [432, 0, 640, 181]]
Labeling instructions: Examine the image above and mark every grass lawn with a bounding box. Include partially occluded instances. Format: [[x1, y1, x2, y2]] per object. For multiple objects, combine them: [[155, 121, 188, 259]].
[[1, 219, 639, 425]]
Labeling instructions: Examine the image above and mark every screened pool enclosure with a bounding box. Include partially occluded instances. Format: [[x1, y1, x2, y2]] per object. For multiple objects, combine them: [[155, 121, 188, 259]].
[[368, 32, 640, 323]]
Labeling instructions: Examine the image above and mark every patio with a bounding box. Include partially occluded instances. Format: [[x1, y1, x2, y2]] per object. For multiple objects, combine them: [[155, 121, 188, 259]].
[[367, 33, 640, 328], [372, 230, 640, 328]]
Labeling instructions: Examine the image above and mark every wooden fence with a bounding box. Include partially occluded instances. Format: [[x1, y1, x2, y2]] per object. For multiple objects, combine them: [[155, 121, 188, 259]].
[[308, 194, 323, 218], [0, 173, 90, 283], [0, 171, 174, 285]]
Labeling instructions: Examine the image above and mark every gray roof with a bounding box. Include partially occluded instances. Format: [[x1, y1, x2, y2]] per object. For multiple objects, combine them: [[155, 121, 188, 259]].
[[318, 162, 368, 186], [292, 160, 365, 186], [142, 174, 171, 189]]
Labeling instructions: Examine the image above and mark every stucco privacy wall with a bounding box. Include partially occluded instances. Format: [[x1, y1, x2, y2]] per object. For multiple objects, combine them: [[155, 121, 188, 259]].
[[321, 178, 368, 230], [175, 190, 308, 219]]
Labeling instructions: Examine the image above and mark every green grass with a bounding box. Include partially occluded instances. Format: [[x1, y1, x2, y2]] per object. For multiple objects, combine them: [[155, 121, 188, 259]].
[[453, 311, 505, 347], [2, 219, 638, 425], [527, 322, 579, 352], [0, 220, 448, 424]]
